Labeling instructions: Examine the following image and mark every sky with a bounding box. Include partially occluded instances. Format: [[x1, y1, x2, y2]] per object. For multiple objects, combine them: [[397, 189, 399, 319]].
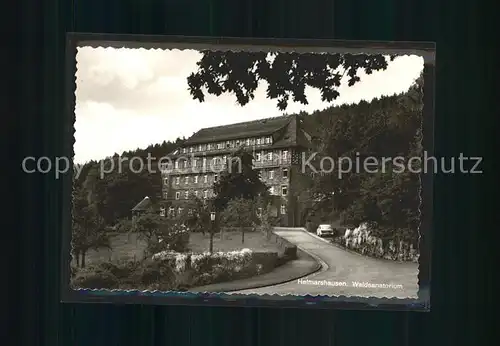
[[74, 47, 424, 164]]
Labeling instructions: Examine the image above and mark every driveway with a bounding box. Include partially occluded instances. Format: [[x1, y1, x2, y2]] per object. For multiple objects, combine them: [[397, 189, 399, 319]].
[[234, 228, 418, 298]]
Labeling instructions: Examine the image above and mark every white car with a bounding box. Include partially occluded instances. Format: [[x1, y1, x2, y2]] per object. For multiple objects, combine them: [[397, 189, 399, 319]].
[[316, 224, 334, 237]]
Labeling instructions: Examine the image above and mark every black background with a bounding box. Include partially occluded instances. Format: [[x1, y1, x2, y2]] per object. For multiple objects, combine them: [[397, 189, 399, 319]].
[[11, 0, 492, 345]]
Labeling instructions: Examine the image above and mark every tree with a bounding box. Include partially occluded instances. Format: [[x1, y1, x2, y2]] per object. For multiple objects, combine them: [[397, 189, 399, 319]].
[[188, 51, 396, 110], [221, 197, 258, 244], [213, 148, 269, 211], [178, 196, 211, 235], [134, 212, 189, 255], [305, 76, 423, 244], [93, 163, 161, 225], [76, 139, 185, 226], [72, 187, 111, 268]]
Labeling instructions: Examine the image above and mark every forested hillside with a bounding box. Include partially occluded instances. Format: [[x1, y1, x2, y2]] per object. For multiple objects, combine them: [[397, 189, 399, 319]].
[[298, 74, 423, 246], [74, 138, 186, 226], [73, 73, 422, 247]]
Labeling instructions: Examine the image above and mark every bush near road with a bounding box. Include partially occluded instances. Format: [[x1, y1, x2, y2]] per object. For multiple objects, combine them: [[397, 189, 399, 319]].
[[71, 229, 293, 291], [71, 248, 285, 291]]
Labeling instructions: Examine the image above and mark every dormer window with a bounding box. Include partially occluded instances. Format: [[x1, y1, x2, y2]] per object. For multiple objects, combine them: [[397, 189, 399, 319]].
[[198, 144, 203, 151], [256, 138, 261, 145], [255, 153, 261, 161], [265, 137, 271, 144], [226, 141, 231, 148], [246, 139, 250, 146], [182, 148, 187, 154], [189, 147, 193, 153]]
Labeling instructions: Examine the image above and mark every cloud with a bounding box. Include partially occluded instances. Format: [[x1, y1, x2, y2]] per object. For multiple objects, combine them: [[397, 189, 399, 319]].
[[75, 47, 202, 114]]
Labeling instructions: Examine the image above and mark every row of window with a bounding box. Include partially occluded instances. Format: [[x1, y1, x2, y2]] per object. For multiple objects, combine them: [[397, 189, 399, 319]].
[[167, 150, 289, 170], [177, 136, 274, 155], [168, 174, 216, 186], [160, 204, 287, 217], [172, 189, 214, 200], [171, 185, 288, 201], [165, 168, 288, 187]]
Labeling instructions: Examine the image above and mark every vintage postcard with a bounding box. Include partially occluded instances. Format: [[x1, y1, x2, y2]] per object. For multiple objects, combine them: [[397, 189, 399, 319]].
[[61, 34, 435, 310]]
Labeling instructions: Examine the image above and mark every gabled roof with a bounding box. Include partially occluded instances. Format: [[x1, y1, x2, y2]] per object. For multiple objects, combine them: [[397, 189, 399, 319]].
[[131, 196, 152, 211], [183, 116, 291, 145]]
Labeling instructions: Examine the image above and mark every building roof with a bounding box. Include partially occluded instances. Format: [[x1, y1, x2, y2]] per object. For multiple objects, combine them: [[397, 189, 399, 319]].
[[131, 196, 152, 211], [166, 115, 313, 158], [183, 116, 292, 145]]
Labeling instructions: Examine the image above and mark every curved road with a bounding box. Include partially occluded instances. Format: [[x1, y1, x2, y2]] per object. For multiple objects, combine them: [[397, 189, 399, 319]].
[[235, 228, 418, 298]]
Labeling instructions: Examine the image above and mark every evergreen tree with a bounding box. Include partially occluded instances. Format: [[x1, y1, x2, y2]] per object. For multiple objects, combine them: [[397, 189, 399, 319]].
[[213, 148, 269, 211], [71, 186, 111, 268]]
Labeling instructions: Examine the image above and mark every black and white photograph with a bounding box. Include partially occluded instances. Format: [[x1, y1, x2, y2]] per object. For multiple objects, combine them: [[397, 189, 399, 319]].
[[64, 36, 434, 307]]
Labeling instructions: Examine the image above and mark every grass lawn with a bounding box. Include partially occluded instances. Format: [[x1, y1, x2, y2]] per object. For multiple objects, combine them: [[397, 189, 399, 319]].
[[72, 232, 147, 267], [188, 230, 282, 254], [74, 230, 281, 267]]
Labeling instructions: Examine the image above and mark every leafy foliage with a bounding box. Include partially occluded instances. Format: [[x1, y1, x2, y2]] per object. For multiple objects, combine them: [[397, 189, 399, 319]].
[[133, 212, 189, 256], [72, 186, 111, 267], [71, 249, 263, 291], [75, 139, 185, 226], [302, 75, 423, 244], [178, 196, 211, 234], [221, 198, 256, 227], [213, 148, 269, 211], [188, 51, 395, 110], [221, 197, 258, 243]]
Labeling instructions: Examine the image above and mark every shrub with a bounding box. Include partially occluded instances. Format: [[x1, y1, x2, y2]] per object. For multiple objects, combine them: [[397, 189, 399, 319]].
[[282, 245, 297, 260], [114, 218, 134, 233], [96, 261, 138, 279], [70, 265, 77, 279], [305, 220, 319, 233], [151, 248, 259, 288], [136, 260, 174, 285], [340, 223, 419, 262], [145, 223, 190, 256], [72, 269, 119, 289]]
